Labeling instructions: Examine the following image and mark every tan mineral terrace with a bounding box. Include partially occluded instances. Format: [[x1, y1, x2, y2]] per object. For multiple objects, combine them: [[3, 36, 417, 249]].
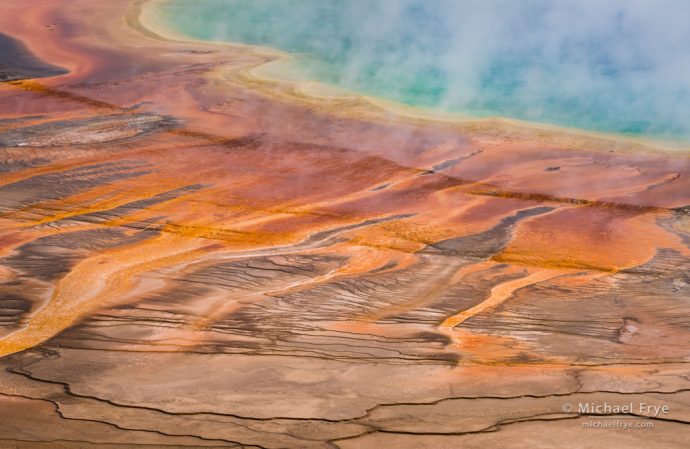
[[0, 1, 689, 448]]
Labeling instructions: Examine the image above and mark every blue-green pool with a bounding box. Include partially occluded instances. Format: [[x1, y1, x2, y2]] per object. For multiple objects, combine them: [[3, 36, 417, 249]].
[[159, 0, 690, 141]]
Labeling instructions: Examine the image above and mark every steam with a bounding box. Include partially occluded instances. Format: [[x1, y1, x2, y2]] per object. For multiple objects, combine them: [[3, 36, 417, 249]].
[[162, 0, 690, 140]]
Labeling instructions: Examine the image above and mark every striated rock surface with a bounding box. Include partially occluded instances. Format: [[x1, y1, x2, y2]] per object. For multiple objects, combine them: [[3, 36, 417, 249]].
[[0, 1, 689, 448]]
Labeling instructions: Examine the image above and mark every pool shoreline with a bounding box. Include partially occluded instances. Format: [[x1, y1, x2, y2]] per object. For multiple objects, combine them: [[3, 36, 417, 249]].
[[140, 0, 690, 153]]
